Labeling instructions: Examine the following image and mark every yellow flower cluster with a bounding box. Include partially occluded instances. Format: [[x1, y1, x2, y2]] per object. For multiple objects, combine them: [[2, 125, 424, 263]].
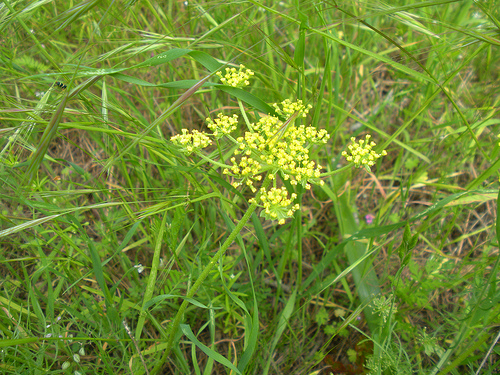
[[225, 155, 262, 192], [170, 65, 330, 226], [342, 134, 387, 171], [272, 99, 311, 119], [216, 64, 254, 87], [249, 187, 300, 225], [223, 99, 329, 192], [171, 129, 212, 154], [206, 113, 238, 138]]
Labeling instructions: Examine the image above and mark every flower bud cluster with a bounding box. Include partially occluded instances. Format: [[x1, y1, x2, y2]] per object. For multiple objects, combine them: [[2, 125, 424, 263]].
[[225, 155, 262, 191], [216, 64, 254, 87], [272, 99, 311, 119], [342, 134, 387, 171], [249, 187, 300, 225], [171, 129, 212, 154], [206, 113, 238, 138]]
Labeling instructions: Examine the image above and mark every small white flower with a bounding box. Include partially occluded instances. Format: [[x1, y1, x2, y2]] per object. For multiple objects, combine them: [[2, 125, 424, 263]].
[[134, 264, 144, 273]]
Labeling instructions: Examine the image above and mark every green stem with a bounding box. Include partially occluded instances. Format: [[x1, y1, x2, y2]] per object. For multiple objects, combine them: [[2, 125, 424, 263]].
[[151, 176, 271, 374], [320, 164, 352, 177], [197, 152, 231, 169]]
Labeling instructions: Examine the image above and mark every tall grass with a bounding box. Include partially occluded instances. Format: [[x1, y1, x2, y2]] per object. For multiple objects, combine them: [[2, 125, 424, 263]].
[[1, 0, 499, 374]]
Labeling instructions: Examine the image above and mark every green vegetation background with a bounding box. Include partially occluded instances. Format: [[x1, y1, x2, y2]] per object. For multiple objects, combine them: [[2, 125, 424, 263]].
[[0, 0, 499, 374]]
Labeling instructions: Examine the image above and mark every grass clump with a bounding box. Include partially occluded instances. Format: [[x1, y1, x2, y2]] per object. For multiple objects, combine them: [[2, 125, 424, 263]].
[[1, 1, 499, 374]]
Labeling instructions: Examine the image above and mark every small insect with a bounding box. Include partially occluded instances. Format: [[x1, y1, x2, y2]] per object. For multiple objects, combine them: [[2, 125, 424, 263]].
[[55, 81, 67, 89]]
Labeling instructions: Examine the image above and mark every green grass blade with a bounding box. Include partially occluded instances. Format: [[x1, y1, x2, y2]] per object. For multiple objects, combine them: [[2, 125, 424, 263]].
[[262, 290, 297, 375], [135, 214, 166, 340], [24, 92, 70, 185], [337, 193, 382, 334], [180, 324, 241, 375]]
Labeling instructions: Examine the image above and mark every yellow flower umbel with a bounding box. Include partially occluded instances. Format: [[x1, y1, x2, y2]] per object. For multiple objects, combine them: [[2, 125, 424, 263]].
[[342, 134, 387, 172], [249, 187, 300, 225], [216, 64, 254, 87], [170, 66, 330, 225], [206, 113, 239, 138], [272, 99, 311, 119], [223, 99, 329, 193], [171, 129, 212, 155]]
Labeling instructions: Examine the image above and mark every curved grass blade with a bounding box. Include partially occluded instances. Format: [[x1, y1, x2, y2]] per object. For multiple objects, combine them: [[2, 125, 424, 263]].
[[180, 324, 241, 375]]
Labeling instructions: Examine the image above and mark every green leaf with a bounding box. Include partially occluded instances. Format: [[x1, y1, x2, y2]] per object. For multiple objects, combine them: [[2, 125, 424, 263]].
[[69, 215, 118, 325], [0, 337, 40, 347], [142, 294, 214, 311], [218, 86, 276, 115], [135, 48, 192, 68], [403, 223, 411, 244], [315, 307, 329, 326], [293, 21, 307, 71], [409, 233, 419, 250]]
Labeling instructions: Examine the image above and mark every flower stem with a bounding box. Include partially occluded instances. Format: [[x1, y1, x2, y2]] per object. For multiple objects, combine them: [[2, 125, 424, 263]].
[[151, 176, 271, 374]]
